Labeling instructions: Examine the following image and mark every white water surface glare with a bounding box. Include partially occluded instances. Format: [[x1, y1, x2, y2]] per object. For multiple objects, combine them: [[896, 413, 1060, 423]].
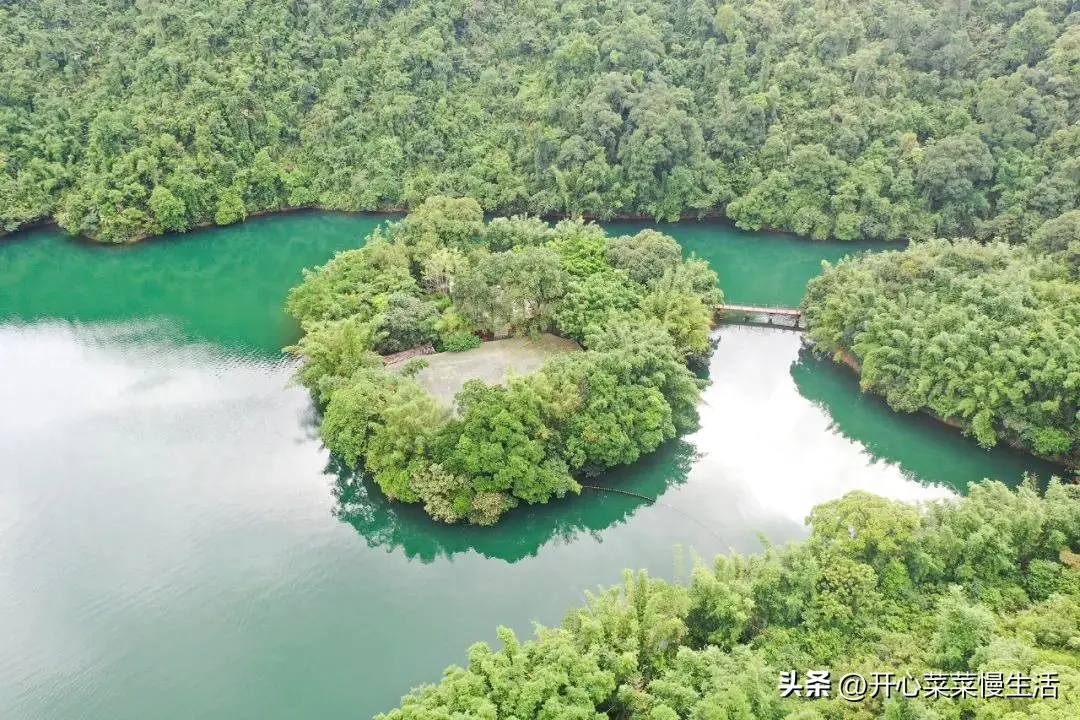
[[0, 319, 1030, 719], [0, 216, 1054, 719]]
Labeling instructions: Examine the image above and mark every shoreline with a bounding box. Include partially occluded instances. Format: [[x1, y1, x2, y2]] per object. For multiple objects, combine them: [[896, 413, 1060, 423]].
[[824, 346, 1079, 473], [2, 203, 909, 248]]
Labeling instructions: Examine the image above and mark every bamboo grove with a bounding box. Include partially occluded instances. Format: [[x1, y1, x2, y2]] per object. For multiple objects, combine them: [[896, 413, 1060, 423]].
[[802, 239, 1080, 464], [377, 481, 1080, 718]]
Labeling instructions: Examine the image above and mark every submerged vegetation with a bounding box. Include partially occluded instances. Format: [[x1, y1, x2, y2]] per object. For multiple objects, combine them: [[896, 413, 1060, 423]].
[[6, 1, 1080, 242], [284, 197, 721, 524], [802, 240, 1080, 464], [378, 480, 1080, 718]]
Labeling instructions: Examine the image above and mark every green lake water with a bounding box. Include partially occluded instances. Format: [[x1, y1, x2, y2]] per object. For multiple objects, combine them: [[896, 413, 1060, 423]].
[[0, 214, 1062, 719]]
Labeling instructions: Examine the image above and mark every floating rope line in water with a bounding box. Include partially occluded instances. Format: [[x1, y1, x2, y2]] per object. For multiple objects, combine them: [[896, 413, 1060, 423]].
[[579, 485, 729, 545]]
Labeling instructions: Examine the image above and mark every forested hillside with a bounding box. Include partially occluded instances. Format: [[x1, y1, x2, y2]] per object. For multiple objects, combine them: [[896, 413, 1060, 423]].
[[377, 480, 1080, 718], [4, 0, 1080, 241]]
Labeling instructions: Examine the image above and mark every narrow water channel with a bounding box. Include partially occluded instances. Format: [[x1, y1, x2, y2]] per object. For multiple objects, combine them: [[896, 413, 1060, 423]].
[[0, 215, 1059, 719]]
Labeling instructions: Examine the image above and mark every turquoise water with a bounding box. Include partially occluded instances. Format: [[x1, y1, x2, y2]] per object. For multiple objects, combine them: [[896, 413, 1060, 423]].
[[0, 215, 1057, 720]]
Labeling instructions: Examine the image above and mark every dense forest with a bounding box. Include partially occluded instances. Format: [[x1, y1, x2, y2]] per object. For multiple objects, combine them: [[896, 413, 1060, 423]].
[[802, 240, 1080, 464], [285, 197, 720, 524], [5, 0, 1080, 242], [376, 480, 1080, 718]]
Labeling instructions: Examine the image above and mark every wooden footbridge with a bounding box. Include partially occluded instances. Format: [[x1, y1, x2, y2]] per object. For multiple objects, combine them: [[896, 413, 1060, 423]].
[[716, 303, 804, 330]]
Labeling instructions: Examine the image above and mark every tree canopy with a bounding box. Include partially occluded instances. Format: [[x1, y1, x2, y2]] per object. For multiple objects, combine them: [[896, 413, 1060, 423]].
[[6, 1, 1080, 242], [802, 239, 1080, 464], [285, 197, 721, 524], [376, 479, 1080, 718]]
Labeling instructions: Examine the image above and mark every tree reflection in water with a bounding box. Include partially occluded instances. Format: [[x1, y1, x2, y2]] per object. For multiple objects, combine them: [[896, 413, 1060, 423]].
[[789, 347, 1061, 490], [327, 439, 700, 564]]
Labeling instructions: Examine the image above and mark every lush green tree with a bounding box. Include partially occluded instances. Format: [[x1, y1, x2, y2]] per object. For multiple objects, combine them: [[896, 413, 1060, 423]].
[[639, 289, 713, 360], [585, 319, 706, 435], [1032, 210, 1080, 277], [916, 134, 995, 234], [549, 219, 612, 278], [393, 196, 485, 264], [283, 317, 383, 402], [319, 369, 393, 466], [651, 255, 724, 307], [433, 305, 477, 343], [482, 216, 555, 252], [439, 331, 482, 352], [5, 0, 1080, 245], [285, 202, 718, 524], [373, 293, 439, 354], [605, 229, 684, 285], [440, 380, 579, 505], [148, 185, 189, 233], [807, 491, 921, 579], [454, 246, 568, 335], [536, 352, 677, 473], [420, 246, 470, 295], [409, 462, 517, 526], [378, 481, 1080, 718], [365, 381, 451, 503], [284, 238, 415, 326], [554, 270, 642, 343], [214, 187, 247, 227], [1005, 8, 1059, 68], [930, 588, 996, 671], [803, 240, 1080, 461]]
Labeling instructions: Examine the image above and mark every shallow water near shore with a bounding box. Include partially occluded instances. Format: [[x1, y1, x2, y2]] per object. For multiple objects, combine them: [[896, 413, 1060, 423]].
[[0, 214, 1057, 719]]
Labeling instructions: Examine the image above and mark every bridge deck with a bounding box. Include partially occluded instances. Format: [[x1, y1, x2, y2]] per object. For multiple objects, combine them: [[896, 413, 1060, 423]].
[[718, 304, 801, 316]]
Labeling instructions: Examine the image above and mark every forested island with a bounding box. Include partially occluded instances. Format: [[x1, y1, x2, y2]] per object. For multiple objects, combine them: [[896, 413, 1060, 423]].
[[285, 197, 720, 524], [4, 0, 1080, 243]]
